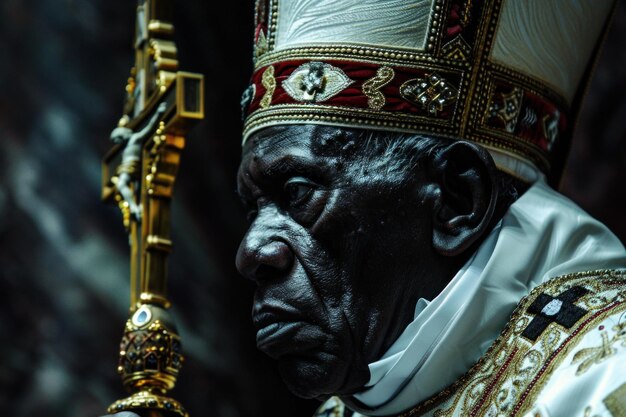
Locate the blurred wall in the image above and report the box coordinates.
[0,1,623,417]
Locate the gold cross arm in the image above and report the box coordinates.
[102,71,203,309]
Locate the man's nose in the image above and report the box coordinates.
[236,230,294,282]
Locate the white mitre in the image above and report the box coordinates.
[242,0,616,185]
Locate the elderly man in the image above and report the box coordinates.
[235,0,626,416]
[106,1,626,416]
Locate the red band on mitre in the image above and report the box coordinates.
[244,59,567,161]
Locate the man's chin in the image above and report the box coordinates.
[277,354,344,399]
[276,353,369,400]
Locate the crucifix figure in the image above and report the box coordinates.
[110,102,167,222]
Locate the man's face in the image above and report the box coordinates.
[236,125,441,399]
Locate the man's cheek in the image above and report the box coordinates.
[310,188,361,247]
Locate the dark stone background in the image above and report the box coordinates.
[0,1,623,417]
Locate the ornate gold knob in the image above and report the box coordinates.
[107,304,187,417]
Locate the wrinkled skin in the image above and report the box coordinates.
[101,124,500,416]
[235,125,499,400]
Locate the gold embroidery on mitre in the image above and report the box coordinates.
[362,66,395,111]
[400,73,458,116]
[282,62,353,103]
[241,83,256,119]
[259,65,275,109]
[604,383,626,417]
[542,110,561,151]
[488,87,524,133]
[461,0,472,27]
[441,35,472,61]
[254,30,269,61]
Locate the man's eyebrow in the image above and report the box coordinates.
[259,158,304,178]
[254,153,320,181]
[237,152,327,203]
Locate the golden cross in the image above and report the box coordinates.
[101,1,203,416]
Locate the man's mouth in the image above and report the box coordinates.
[256,321,304,350]
[252,310,322,357]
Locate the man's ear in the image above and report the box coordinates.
[428,141,497,256]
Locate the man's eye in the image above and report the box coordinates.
[284,177,315,205]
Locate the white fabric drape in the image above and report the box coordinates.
[352,180,626,416]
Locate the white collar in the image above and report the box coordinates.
[352,180,626,415]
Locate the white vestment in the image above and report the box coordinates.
[315,180,626,417]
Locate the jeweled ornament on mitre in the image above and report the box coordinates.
[282,62,354,103]
[243,0,616,184]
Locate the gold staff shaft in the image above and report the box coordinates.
[101,1,204,416]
